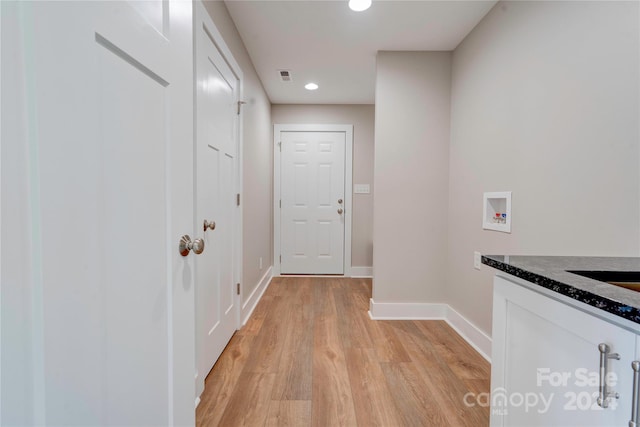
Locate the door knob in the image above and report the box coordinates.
[338,198,343,204]
[179,235,205,256]
[203,220,216,232]
[337,208,343,215]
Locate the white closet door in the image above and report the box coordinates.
[194,5,241,398]
[1,1,195,425]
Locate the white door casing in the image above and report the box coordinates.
[1,2,195,425]
[194,2,243,400]
[274,124,353,276]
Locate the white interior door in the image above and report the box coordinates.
[1,1,195,425]
[195,4,241,399]
[280,131,346,274]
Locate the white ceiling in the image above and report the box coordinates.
[224,0,497,104]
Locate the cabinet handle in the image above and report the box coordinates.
[630,361,640,427]
[597,343,620,408]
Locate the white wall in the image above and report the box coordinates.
[271,104,375,269]
[203,0,640,340]
[1,4,39,424]
[203,1,273,302]
[448,0,640,334]
[373,52,451,302]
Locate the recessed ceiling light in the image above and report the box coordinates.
[305,83,319,91]
[348,0,371,12]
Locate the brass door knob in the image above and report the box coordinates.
[203,220,216,232]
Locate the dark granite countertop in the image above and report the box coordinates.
[482,255,640,326]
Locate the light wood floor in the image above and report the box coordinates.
[196,277,490,427]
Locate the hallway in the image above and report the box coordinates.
[196,277,490,426]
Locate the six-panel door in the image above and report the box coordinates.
[280,131,346,275]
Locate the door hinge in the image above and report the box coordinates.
[236,193,240,206]
[278,142,282,152]
[279,255,282,264]
[236,283,240,295]
[237,101,246,115]
[279,199,281,208]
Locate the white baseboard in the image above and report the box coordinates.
[241,266,273,326]
[350,266,373,278]
[368,298,491,363]
[368,299,447,319]
[445,306,492,362]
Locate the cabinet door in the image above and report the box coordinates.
[491,276,635,426]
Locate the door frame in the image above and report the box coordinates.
[194,0,243,398]
[273,124,353,277]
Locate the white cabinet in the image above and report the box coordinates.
[491,275,638,426]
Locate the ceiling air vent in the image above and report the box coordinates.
[278,70,292,82]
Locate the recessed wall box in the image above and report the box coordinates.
[483,191,512,233]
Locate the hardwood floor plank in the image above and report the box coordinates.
[415,320,490,380]
[333,285,374,350]
[393,320,490,426]
[196,334,255,427]
[266,400,312,427]
[381,361,451,426]
[237,294,273,337]
[215,371,276,427]
[271,279,313,400]
[265,276,290,296]
[368,319,412,362]
[464,378,492,395]
[312,282,358,427]
[241,294,289,374]
[345,347,405,426]
[350,285,372,311]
